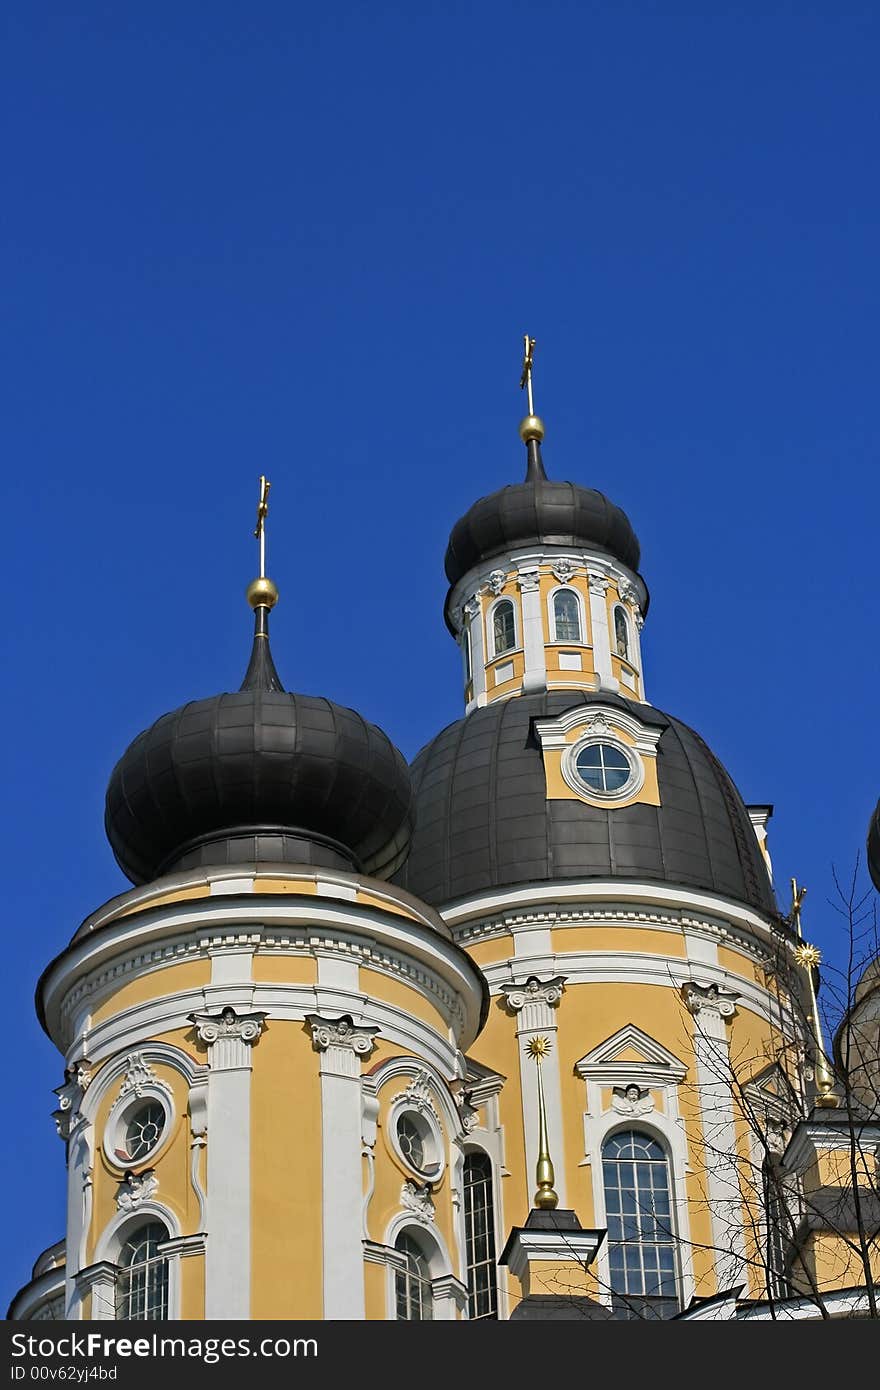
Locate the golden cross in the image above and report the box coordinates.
[520,334,536,416]
[254,475,271,577]
[789,877,807,935]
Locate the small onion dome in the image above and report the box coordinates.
[444,436,643,590]
[867,801,880,893]
[105,592,414,886]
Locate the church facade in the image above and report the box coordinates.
[9,357,879,1322]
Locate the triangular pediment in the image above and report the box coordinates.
[742,1062,799,1116]
[575,1024,687,1084]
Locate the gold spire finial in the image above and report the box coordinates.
[247,475,278,612]
[519,334,545,443]
[526,1035,559,1210]
[790,881,838,1108]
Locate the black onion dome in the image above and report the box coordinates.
[867,802,880,893]
[105,615,414,886]
[444,440,642,589]
[395,690,776,915]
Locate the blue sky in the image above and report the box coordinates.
[2,2,879,1302]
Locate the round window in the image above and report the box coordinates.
[564,738,641,801]
[123,1102,166,1163]
[393,1109,441,1179]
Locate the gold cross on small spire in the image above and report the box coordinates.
[520,334,536,416]
[254,475,271,578]
[789,877,807,936]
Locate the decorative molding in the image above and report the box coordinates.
[361,1090,380,1238]
[682,981,739,1039]
[119,1053,167,1100]
[516,568,541,593]
[587,570,610,596]
[611,1084,655,1117]
[116,1168,158,1212]
[400,1180,435,1223]
[552,558,579,583]
[500,974,567,1033]
[575,1023,688,1087]
[401,1069,442,1125]
[486,569,508,597]
[188,1007,267,1070]
[463,596,481,622]
[306,1012,379,1078]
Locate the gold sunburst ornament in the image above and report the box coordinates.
[526,1035,552,1061]
[526,1035,559,1210]
[789,881,838,1108]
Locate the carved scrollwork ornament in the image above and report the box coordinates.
[588,570,610,596]
[189,1007,267,1046]
[552,558,579,584]
[681,981,739,1021]
[516,568,541,593]
[486,569,508,597]
[400,1070,442,1124]
[401,1180,435,1223]
[306,1013,379,1057]
[611,1084,655,1117]
[116,1168,159,1212]
[500,975,567,1014]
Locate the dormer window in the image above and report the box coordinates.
[492,600,516,656]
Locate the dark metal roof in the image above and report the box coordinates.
[444,440,642,588]
[395,690,776,915]
[867,801,880,893]
[105,614,413,886]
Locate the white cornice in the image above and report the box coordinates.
[40,897,486,1055]
[442,878,783,943]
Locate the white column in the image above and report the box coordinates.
[517,568,547,695]
[682,982,748,1290]
[588,570,618,693]
[189,1007,266,1319]
[500,976,568,1208]
[307,1014,379,1320]
[465,596,487,711]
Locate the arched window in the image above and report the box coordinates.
[463,1152,498,1319]
[614,607,630,662]
[394,1231,433,1321]
[762,1157,791,1300]
[552,589,582,643]
[602,1131,677,1319]
[492,600,516,656]
[115,1221,169,1321]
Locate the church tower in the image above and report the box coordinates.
[12,344,871,1322]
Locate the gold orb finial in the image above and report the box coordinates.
[519,414,546,443]
[246,576,279,610]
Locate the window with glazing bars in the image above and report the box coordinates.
[463,1152,498,1319]
[394,1232,433,1320]
[553,590,581,642]
[115,1223,169,1321]
[492,601,516,655]
[601,1131,678,1319]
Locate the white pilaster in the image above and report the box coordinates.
[587,569,618,693]
[517,568,547,695]
[682,982,748,1290]
[465,596,487,711]
[307,1013,379,1320]
[500,975,568,1208]
[189,1006,266,1319]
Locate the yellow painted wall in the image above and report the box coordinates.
[251,953,318,985]
[250,1021,323,1318]
[90,960,211,1027]
[361,967,447,1032]
[549,925,687,957]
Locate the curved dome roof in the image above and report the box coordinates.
[105,612,413,886]
[867,801,880,895]
[395,690,775,915]
[444,440,642,588]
